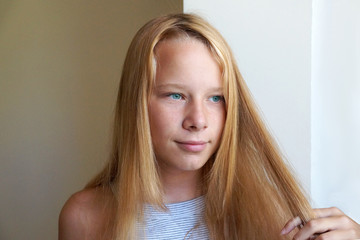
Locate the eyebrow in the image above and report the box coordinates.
[155,83,186,91]
[155,83,223,93]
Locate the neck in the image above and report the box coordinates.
[159,169,203,204]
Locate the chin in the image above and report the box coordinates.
[157,152,212,174]
[179,159,208,172]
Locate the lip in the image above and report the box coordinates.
[175,140,208,152]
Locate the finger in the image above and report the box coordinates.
[281,216,302,235]
[313,207,344,218]
[314,229,358,240]
[293,216,345,240]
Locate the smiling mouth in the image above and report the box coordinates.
[175,141,208,152]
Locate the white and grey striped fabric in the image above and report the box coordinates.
[137,196,209,239]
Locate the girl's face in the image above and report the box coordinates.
[148,39,226,175]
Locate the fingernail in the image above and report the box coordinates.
[280,228,287,235]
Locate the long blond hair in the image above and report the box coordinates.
[87,13,313,239]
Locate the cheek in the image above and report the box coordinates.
[149,105,181,138]
[212,115,226,148]
[216,118,226,137]
[210,108,226,132]
[150,107,176,127]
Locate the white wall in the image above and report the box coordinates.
[185,0,360,222]
[184,0,313,191]
[311,0,360,222]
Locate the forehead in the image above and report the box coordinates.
[153,38,222,90]
[155,35,214,61]
[154,38,219,72]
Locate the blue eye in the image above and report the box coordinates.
[210,96,223,102]
[169,93,182,100]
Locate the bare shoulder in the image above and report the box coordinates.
[59,187,113,240]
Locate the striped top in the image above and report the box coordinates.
[137,196,209,239]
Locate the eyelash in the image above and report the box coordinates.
[168,93,183,100]
[209,95,224,103]
[167,93,224,103]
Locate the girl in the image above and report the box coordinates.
[59,13,360,239]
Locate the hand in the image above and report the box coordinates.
[281,207,360,240]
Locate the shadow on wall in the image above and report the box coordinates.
[0,1,182,239]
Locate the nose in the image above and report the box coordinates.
[182,100,208,131]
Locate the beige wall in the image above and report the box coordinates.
[0,1,182,239]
